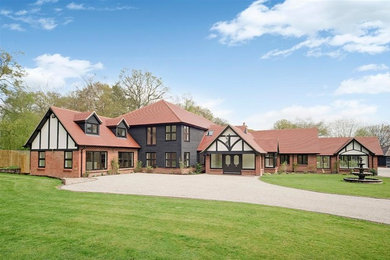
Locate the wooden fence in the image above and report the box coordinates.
[0,150,30,173]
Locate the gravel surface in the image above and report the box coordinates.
[379,167,390,177]
[62,173,390,224]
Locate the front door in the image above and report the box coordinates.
[222,154,242,174]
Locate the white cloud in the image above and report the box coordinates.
[66,2,134,11]
[211,0,390,58]
[335,72,390,95]
[34,0,58,6]
[244,100,377,129]
[356,64,389,72]
[15,10,28,16]
[37,18,57,30]
[0,8,57,31]
[24,54,103,91]
[3,23,24,31]
[66,2,86,10]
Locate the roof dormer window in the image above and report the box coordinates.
[86,123,99,135]
[116,127,126,138]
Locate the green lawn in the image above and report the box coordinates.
[261,173,390,199]
[1,173,390,259]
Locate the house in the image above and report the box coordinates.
[24,107,140,178]
[379,146,390,168]
[25,100,383,178]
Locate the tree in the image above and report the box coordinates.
[356,124,390,148]
[0,50,24,95]
[327,119,361,137]
[119,69,168,110]
[178,96,228,125]
[273,119,329,136]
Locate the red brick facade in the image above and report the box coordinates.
[30,147,138,178]
[204,154,263,176]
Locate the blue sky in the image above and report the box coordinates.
[1,0,389,129]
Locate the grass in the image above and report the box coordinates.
[1,173,390,259]
[261,173,390,199]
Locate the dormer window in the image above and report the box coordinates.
[86,123,99,135]
[117,127,126,137]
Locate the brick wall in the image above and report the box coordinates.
[30,147,138,178]
[30,150,81,178]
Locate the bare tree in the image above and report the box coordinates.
[356,124,390,147]
[327,119,361,137]
[119,69,168,110]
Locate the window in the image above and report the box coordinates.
[184,152,190,168]
[183,126,190,142]
[117,127,126,137]
[147,127,156,145]
[297,154,308,165]
[265,153,276,168]
[86,123,99,135]
[206,130,214,136]
[243,154,255,169]
[146,152,156,167]
[38,151,45,168]
[317,156,330,169]
[118,152,134,168]
[86,151,107,170]
[210,154,222,169]
[280,154,290,165]
[339,155,368,169]
[165,152,177,168]
[64,151,73,169]
[165,125,176,141]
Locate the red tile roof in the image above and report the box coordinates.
[319,137,383,155]
[318,137,350,155]
[355,137,383,155]
[73,111,102,123]
[197,125,266,153]
[250,128,320,154]
[51,106,140,148]
[123,100,214,129]
[105,117,129,127]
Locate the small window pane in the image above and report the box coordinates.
[243,154,255,169]
[211,154,222,168]
[65,152,72,159]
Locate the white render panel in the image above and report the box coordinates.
[40,120,49,149]
[58,123,67,149]
[68,135,76,149]
[230,136,240,144]
[31,132,40,150]
[346,142,353,151]
[339,150,366,155]
[222,128,235,136]
[49,116,58,149]
[208,142,217,151]
[231,140,243,151]
[362,147,369,154]
[243,142,253,151]
[217,141,229,151]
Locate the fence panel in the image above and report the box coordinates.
[0,150,30,173]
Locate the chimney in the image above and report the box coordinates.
[243,122,247,134]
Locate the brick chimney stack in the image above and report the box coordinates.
[243,122,247,134]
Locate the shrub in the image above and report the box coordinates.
[369,168,378,176]
[292,162,298,172]
[135,161,143,173]
[333,161,340,174]
[109,159,119,175]
[278,162,287,174]
[145,166,153,173]
[195,163,203,174]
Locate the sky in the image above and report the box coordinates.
[0,0,389,129]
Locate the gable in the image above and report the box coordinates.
[29,110,77,150]
[86,114,101,124]
[338,139,370,155]
[205,127,253,153]
[117,120,127,129]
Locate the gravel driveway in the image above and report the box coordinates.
[379,167,390,177]
[62,173,390,224]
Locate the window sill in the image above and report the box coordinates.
[37,168,45,170]
[64,169,73,172]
